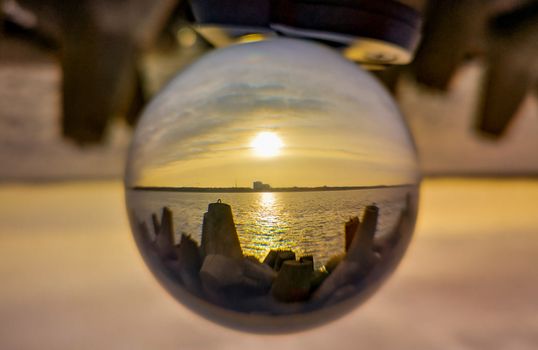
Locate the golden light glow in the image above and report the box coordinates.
[260,192,276,207]
[250,132,283,158]
[237,33,267,44]
[176,27,198,48]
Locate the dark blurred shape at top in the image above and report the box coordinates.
[407,0,538,138]
[2,0,183,145]
[2,0,537,144]
[189,0,422,66]
[1,0,421,145]
[477,1,538,138]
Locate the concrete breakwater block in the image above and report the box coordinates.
[176,234,202,271]
[166,260,202,296]
[324,285,359,306]
[167,234,203,295]
[262,250,278,267]
[173,234,202,294]
[151,213,161,237]
[345,216,360,252]
[274,250,296,271]
[310,260,361,302]
[374,208,406,256]
[155,207,177,260]
[136,219,152,245]
[201,201,243,259]
[312,205,381,303]
[325,254,344,273]
[242,258,277,290]
[375,192,411,253]
[299,255,314,266]
[346,205,379,268]
[200,254,276,295]
[310,269,330,292]
[200,254,244,290]
[271,260,313,302]
[263,249,297,271]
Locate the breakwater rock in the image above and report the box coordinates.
[134,197,411,313]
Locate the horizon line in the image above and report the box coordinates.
[130,184,415,193]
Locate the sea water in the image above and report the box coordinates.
[127,185,414,268]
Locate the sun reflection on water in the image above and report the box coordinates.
[256,192,282,236]
[242,192,292,259]
[260,192,276,209]
[242,191,342,264]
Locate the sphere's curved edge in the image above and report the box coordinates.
[124,187,420,334]
[124,37,421,333]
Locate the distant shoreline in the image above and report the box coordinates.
[130,184,414,193]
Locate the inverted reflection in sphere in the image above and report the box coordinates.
[125,38,420,333]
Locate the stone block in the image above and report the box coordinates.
[345,216,360,252]
[155,207,176,260]
[199,254,244,290]
[346,205,379,268]
[274,250,296,271]
[262,250,278,268]
[311,260,361,302]
[325,254,344,273]
[241,257,277,291]
[271,260,313,302]
[200,201,243,259]
[151,213,160,236]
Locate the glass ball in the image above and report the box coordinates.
[125,38,420,333]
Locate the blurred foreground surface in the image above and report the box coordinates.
[0,179,537,349]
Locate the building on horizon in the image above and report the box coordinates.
[253,181,271,191]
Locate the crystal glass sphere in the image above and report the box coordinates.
[125,38,420,333]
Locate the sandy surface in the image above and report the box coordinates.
[0,179,537,349]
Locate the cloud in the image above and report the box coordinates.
[128,77,331,184]
[126,41,419,186]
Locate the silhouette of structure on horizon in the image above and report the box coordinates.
[131,184,413,193]
[253,181,271,191]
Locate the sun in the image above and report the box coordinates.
[250,132,284,157]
